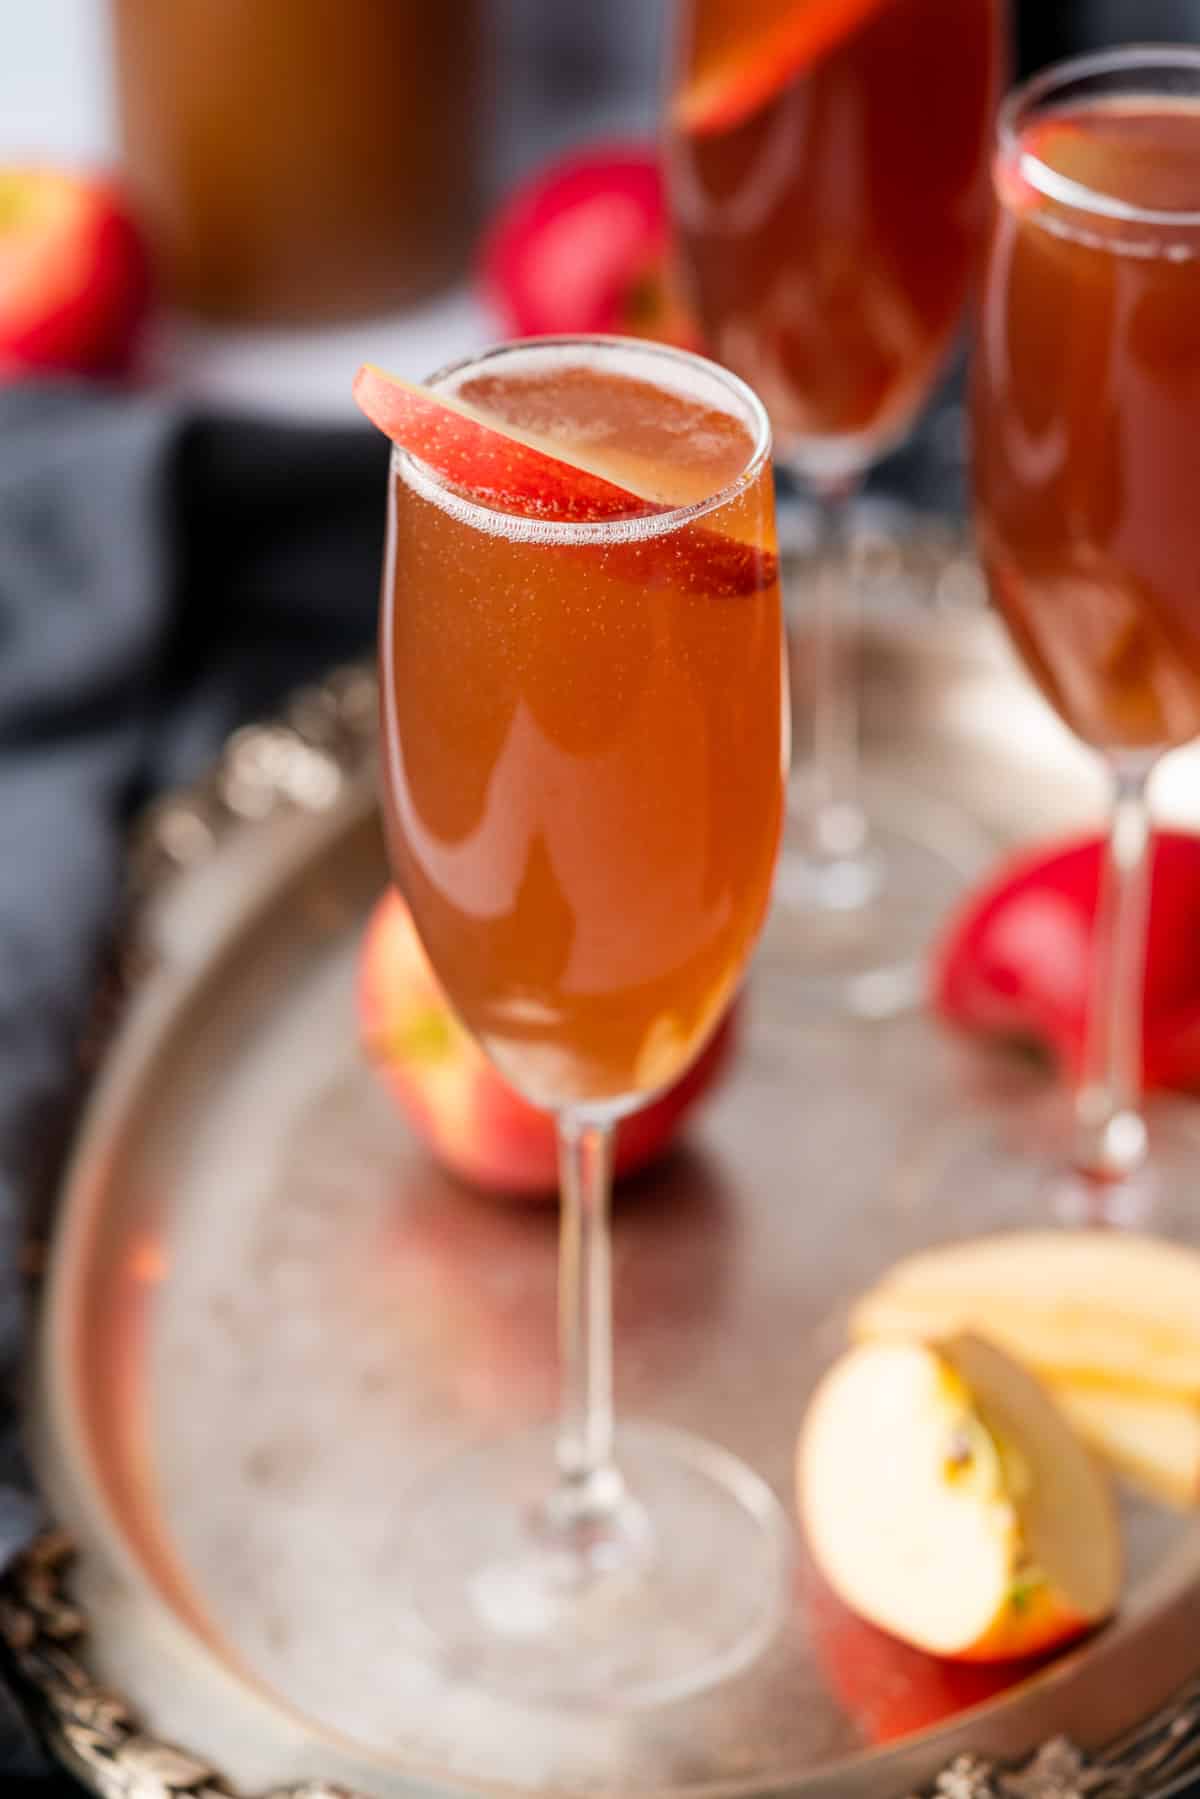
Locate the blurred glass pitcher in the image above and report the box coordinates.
[110,0,484,324]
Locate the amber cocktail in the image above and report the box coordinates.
[667,0,1004,1011]
[384,355,784,1107]
[976,86,1200,756]
[971,48,1200,1221]
[358,337,788,1707]
[671,0,1002,453]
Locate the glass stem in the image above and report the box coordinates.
[1073,764,1155,1183]
[802,473,869,870]
[553,1113,623,1520]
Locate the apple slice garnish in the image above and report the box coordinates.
[353,362,663,524]
[675,0,890,138]
[798,1333,1120,1663]
[353,362,779,599]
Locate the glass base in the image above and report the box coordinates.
[897,1084,1200,1231]
[401,1423,791,1709]
[768,772,990,1020]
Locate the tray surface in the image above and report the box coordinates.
[32,553,1200,1799]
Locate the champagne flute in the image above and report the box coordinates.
[966,46,1200,1223]
[666,0,1006,1015]
[369,336,790,1705]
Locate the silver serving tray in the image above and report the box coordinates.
[18,546,1200,1799]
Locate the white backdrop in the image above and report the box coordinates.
[0,0,661,419]
[1,0,114,161]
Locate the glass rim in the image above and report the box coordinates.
[998,43,1200,230]
[390,333,774,547]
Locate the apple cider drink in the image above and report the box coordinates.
[381,347,784,1107]
[966,49,1200,1218]
[975,95,1200,754]
[664,0,1006,1015]
[669,0,1002,450]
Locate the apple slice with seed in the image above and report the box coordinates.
[798,1333,1120,1663]
[674,0,890,138]
[353,362,779,599]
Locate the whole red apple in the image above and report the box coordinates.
[933,830,1200,1091]
[0,166,150,380]
[358,889,737,1198]
[478,142,699,349]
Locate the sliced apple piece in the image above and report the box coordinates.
[1049,1383,1200,1511]
[353,362,660,524]
[851,1232,1200,1401]
[674,0,890,138]
[353,362,779,599]
[798,1334,1120,1663]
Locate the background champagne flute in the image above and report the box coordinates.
[666,0,1006,1015]
[966,46,1200,1224]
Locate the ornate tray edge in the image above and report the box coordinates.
[6,1534,1200,1799]
[11,647,1200,1799]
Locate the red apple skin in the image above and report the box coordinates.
[932,830,1200,1092]
[0,167,150,380]
[352,361,660,524]
[477,143,699,349]
[352,363,778,600]
[802,1559,1042,1746]
[359,889,737,1199]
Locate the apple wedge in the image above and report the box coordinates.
[1053,1383,1200,1510]
[798,1334,1120,1662]
[353,362,778,600]
[353,362,661,524]
[851,1231,1200,1400]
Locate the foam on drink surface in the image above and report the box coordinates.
[1015,99,1200,261]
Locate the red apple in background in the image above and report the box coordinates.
[932,830,1200,1091]
[358,889,737,1199]
[478,142,699,349]
[0,165,150,380]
